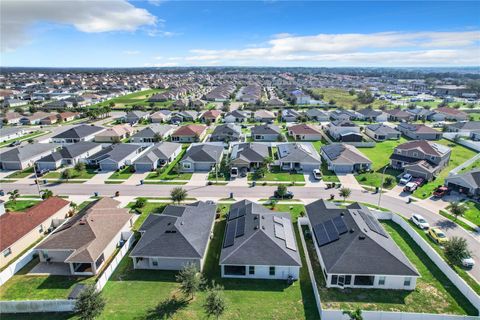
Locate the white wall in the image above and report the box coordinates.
[221,264,300,280]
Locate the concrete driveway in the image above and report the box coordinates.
[337,173,361,188]
[186,172,209,186]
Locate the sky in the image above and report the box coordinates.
[1,0,479,68]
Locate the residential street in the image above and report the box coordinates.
[2,181,479,282]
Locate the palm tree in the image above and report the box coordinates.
[343,308,363,320]
[262,156,274,169]
[171,187,188,204]
[41,189,53,199]
[450,202,466,220]
[8,189,20,204]
[339,187,352,202]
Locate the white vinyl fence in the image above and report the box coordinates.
[443,133,480,152]
[449,153,480,175]
[0,300,75,313]
[0,250,36,287]
[298,212,480,320]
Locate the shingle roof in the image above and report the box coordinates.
[182,144,223,162]
[394,140,450,157]
[0,143,58,162]
[36,142,99,163]
[366,124,400,135]
[277,142,321,163]
[288,124,321,135]
[131,124,175,139]
[251,124,281,135]
[172,124,206,137]
[134,142,181,164]
[321,143,371,165]
[52,125,104,139]
[230,143,269,163]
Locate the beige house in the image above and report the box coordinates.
[0,197,70,268]
[95,124,134,142]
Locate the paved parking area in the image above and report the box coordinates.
[29,262,72,276]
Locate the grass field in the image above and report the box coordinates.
[0,131,48,147]
[320,162,339,182]
[448,200,480,227]
[5,167,34,179]
[145,148,193,181]
[108,166,135,180]
[413,140,477,199]
[309,88,393,109]
[248,166,305,182]
[5,200,40,212]
[90,89,173,109]
[43,168,96,180]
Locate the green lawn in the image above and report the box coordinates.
[414,140,477,199]
[458,159,480,173]
[145,148,193,181]
[248,166,305,182]
[43,168,97,180]
[269,204,306,222]
[108,166,134,180]
[89,89,174,109]
[5,167,34,178]
[320,162,339,182]
[5,200,40,212]
[448,200,480,227]
[309,88,393,109]
[303,222,477,315]
[0,131,48,147]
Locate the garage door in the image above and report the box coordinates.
[194,162,213,172]
[100,163,119,171]
[333,164,353,173]
[301,164,320,172]
[1,162,22,170]
[134,163,153,172]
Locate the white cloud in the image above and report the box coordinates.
[180,31,480,66]
[144,62,179,67]
[123,50,141,55]
[1,0,157,51]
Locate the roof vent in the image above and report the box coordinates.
[165,230,177,233]
[358,235,366,240]
[262,226,265,230]
[340,212,345,217]
[261,215,265,219]
[254,226,259,230]
[364,228,368,233]
[349,228,354,233]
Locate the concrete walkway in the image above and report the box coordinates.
[227,176,249,187]
[336,173,361,188]
[186,173,209,186]
[84,171,112,185]
[124,172,150,185]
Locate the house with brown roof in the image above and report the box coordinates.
[94,124,134,143]
[0,112,22,125]
[0,197,70,268]
[40,114,58,125]
[200,110,222,123]
[58,111,79,122]
[35,197,133,276]
[384,108,413,122]
[427,107,468,122]
[171,124,207,143]
[288,124,322,141]
[397,123,442,140]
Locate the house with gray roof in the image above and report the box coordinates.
[87,144,145,171]
[445,169,480,196]
[224,110,251,123]
[277,142,321,172]
[303,109,329,122]
[169,110,199,124]
[229,142,269,170]
[130,201,216,271]
[254,110,276,123]
[396,123,442,140]
[150,110,172,123]
[133,142,182,172]
[365,124,401,141]
[251,124,282,141]
[321,143,372,173]
[121,111,150,125]
[357,108,388,122]
[445,121,480,134]
[51,125,105,144]
[220,200,301,280]
[179,143,224,172]
[130,124,176,143]
[35,142,102,171]
[0,143,59,170]
[210,124,242,142]
[327,120,362,142]
[306,199,419,290]
[281,109,301,122]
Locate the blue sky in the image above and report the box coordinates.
[1,1,479,67]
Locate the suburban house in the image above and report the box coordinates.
[365,124,401,141]
[19,112,51,125]
[35,198,133,276]
[254,110,276,123]
[130,124,176,143]
[51,125,105,144]
[288,124,322,141]
[179,143,224,172]
[210,124,242,142]
[384,108,413,122]
[396,123,442,140]
[327,120,362,142]
[44,100,73,110]
[40,114,59,125]
[200,110,222,123]
[35,142,102,171]
[150,110,172,123]
[229,142,270,171]
[133,141,182,171]
[277,142,321,172]
[0,127,27,143]
[304,109,329,122]
[94,124,134,143]
[357,108,388,122]
[171,124,207,143]
[321,143,372,173]
[0,143,59,170]
[389,140,451,180]
[87,144,145,171]
[406,107,432,120]
[130,201,216,270]
[220,200,301,280]
[445,169,480,196]
[427,107,468,122]
[0,112,22,125]
[281,109,302,122]
[58,111,79,122]
[251,124,282,141]
[0,197,70,268]
[445,121,480,134]
[121,111,150,125]
[169,111,199,123]
[330,110,361,121]
[224,110,251,123]
[306,199,419,290]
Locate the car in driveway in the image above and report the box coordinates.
[399,173,412,184]
[428,227,448,244]
[411,214,429,230]
[462,256,475,269]
[312,169,322,180]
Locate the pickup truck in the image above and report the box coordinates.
[433,186,449,198]
[403,178,425,193]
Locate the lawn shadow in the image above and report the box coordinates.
[435,219,458,230]
[141,295,189,320]
[36,275,86,290]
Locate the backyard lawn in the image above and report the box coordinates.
[5,200,40,212]
[450,200,480,227]
[414,140,477,199]
[303,221,477,315]
[108,166,134,180]
[309,88,393,109]
[248,166,305,182]
[126,202,167,230]
[44,168,96,180]
[5,167,34,179]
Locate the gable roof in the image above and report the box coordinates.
[397,123,440,134]
[219,200,301,267]
[131,124,175,139]
[211,124,241,138]
[306,199,419,276]
[134,142,181,164]
[130,202,216,259]
[52,125,104,139]
[251,124,281,135]
[446,169,480,189]
[172,124,207,137]
[394,140,450,157]
[0,143,58,162]
[182,144,223,163]
[277,142,321,163]
[230,143,269,163]
[289,124,321,135]
[366,124,400,135]
[37,142,99,162]
[321,143,371,165]
[1,197,70,251]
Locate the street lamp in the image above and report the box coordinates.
[377,165,390,208]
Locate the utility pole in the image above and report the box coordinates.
[32,164,42,197]
[377,165,389,207]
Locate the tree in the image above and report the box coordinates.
[176,263,203,300]
[356,90,374,104]
[41,189,54,199]
[69,202,78,217]
[74,284,106,320]
[339,187,352,202]
[62,168,73,181]
[134,197,147,209]
[153,133,162,142]
[348,89,356,96]
[171,187,188,204]
[262,156,273,169]
[328,99,336,105]
[276,184,287,199]
[449,202,466,220]
[444,237,471,266]
[342,308,363,320]
[74,162,86,172]
[8,189,20,204]
[253,166,266,180]
[203,282,226,319]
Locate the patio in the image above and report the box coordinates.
[28,262,72,276]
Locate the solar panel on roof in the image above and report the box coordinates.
[223,220,237,248]
[313,224,330,247]
[332,216,348,234]
[324,220,339,242]
[235,216,245,237]
[282,217,296,251]
[238,206,246,217]
[274,223,285,240]
[359,210,388,238]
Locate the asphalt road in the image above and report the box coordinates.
[2,182,479,282]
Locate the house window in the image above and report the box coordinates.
[413,152,418,157]
[269,266,275,276]
[182,162,191,169]
[3,248,12,257]
[378,276,386,285]
[249,266,255,275]
[255,135,262,140]
[224,265,246,276]
[353,275,374,286]
[404,277,412,286]
[430,156,435,161]
[331,275,338,285]
[152,259,158,267]
[345,275,352,285]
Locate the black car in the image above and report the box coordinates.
[274,190,294,199]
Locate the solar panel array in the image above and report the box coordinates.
[223,208,247,248]
[273,216,297,251]
[313,215,348,247]
[358,210,388,238]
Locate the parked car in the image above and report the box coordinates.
[274,190,294,199]
[399,173,412,185]
[428,227,448,244]
[412,177,425,186]
[9,140,21,147]
[411,214,430,229]
[461,256,475,269]
[403,182,418,193]
[433,186,449,198]
[230,167,239,179]
[312,169,322,180]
